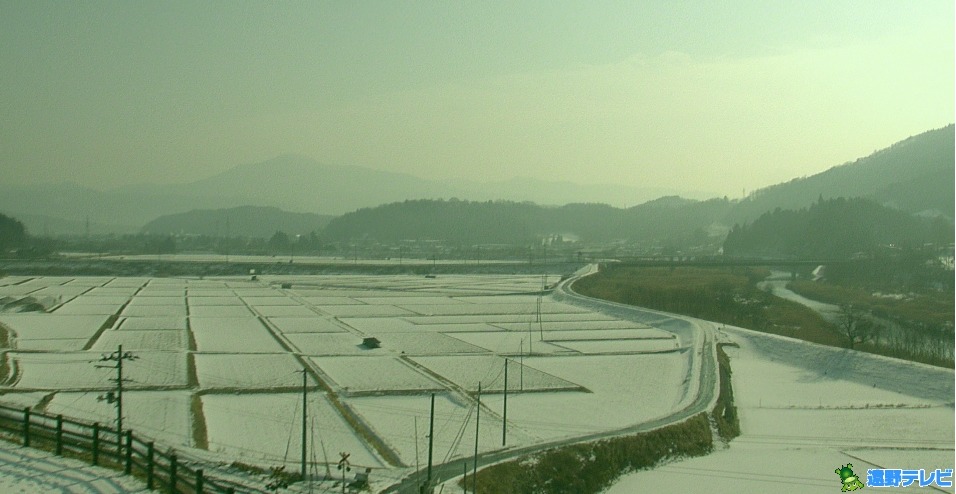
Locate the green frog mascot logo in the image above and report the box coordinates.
[835,464,865,491]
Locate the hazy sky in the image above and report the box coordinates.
[2,1,953,198]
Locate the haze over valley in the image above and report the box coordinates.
[0,3,952,494]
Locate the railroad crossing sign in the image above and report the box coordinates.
[337,452,351,471]
[337,452,352,494]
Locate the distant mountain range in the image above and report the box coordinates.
[322,125,955,248]
[0,125,951,239]
[0,156,701,235]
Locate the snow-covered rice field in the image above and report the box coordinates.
[65,295,131,305]
[194,353,302,389]
[117,316,187,331]
[122,304,187,317]
[410,355,584,393]
[136,290,184,298]
[311,356,443,392]
[284,333,372,355]
[188,305,252,317]
[492,320,653,331]
[315,304,417,318]
[126,296,183,306]
[91,329,189,351]
[13,339,89,351]
[552,338,680,354]
[46,391,194,448]
[268,316,347,333]
[8,351,188,389]
[201,393,383,468]
[52,303,123,315]
[447,332,571,355]
[346,393,526,468]
[394,302,586,316]
[84,286,140,297]
[253,304,317,317]
[0,314,109,341]
[403,312,620,325]
[539,328,672,340]
[337,317,419,333]
[190,317,283,352]
[298,296,368,305]
[187,296,243,306]
[372,333,489,355]
[13,273,938,493]
[243,296,300,306]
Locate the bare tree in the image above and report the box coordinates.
[839,304,875,349]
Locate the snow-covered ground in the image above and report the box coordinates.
[603,326,955,493]
[4,273,947,494]
[0,273,698,492]
[0,437,149,493]
[201,393,384,469]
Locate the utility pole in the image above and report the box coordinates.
[502,360,508,446]
[225,216,230,262]
[96,345,136,456]
[427,393,435,491]
[473,382,481,494]
[414,416,420,475]
[301,369,308,480]
[537,276,545,341]
[528,319,533,355]
[519,341,524,391]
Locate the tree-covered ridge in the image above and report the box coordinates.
[730,124,954,222]
[0,212,27,249]
[320,198,732,246]
[723,197,953,259]
[141,206,333,238]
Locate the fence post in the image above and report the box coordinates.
[55,415,63,455]
[22,407,30,447]
[196,469,203,493]
[92,422,99,466]
[124,430,133,475]
[146,442,155,490]
[168,454,177,494]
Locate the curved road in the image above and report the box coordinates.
[382,265,719,493]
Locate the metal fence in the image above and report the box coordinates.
[0,403,237,493]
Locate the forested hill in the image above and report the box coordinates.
[0,212,27,249]
[321,198,732,245]
[141,206,334,238]
[730,125,954,222]
[723,197,953,259]
[322,126,953,247]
